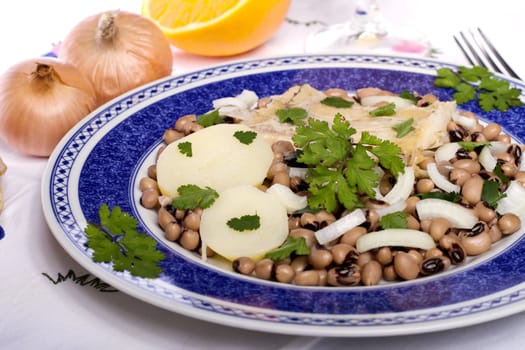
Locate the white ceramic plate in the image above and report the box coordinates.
[41,54,525,337]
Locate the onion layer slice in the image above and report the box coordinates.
[356,229,435,253]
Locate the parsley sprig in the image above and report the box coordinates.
[85,205,165,278]
[434,66,523,112]
[292,113,405,213]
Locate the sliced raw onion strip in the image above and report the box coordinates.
[416,198,478,229]
[452,112,477,130]
[426,162,460,193]
[374,199,407,218]
[266,183,308,214]
[314,209,366,245]
[356,229,435,253]
[434,142,460,164]
[479,145,497,172]
[381,166,415,204]
[496,181,525,216]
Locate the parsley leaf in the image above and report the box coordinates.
[434,66,523,112]
[227,214,260,231]
[393,118,415,138]
[172,184,219,210]
[276,107,308,126]
[197,109,224,127]
[264,236,310,261]
[234,130,257,145]
[84,204,165,278]
[458,141,489,151]
[369,102,396,116]
[178,141,192,157]
[292,114,404,212]
[481,179,506,208]
[416,191,462,202]
[494,163,511,184]
[320,96,354,108]
[380,211,410,229]
[399,90,418,103]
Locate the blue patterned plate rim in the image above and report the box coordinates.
[41,54,525,337]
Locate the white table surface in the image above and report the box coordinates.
[2,1,525,349]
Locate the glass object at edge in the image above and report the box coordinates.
[304,0,388,53]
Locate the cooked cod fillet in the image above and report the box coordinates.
[241,84,454,164]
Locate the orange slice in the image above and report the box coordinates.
[141,0,291,56]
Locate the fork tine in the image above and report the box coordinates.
[476,28,521,80]
[453,34,475,66]
[467,29,503,74]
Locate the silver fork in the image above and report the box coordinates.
[454,28,521,80]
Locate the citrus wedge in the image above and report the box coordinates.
[141,0,291,56]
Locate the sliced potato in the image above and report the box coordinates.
[200,185,289,261]
[156,124,273,197]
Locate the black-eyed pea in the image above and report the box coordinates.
[515,171,525,185]
[453,159,481,174]
[488,224,503,243]
[461,175,484,205]
[406,215,420,230]
[147,164,157,180]
[308,248,333,270]
[497,133,511,144]
[158,207,176,230]
[163,128,185,144]
[459,223,492,255]
[383,264,398,281]
[429,217,451,241]
[183,211,201,231]
[367,209,380,231]
[439,234,467,264]
[326,265,361,286]
[449,168,471,186]
[289,228,316,248]
[404,196,420,216]
[290,255,309,273]
[424,247,444,259]
[164,222,182,241]
[156,145,165,160]
[179,229,200,251]
[174,114,197,134]
[288,216,300,230]
[271,140,295,156]
[139,177,158,192]
[420,256,448,276]
[375,246,392,265]
[325,88,351,98]
[233,257,256,275]
[314,211,337,227]
[275,264,295,283]
[393,252,420,280]
[361,260,383,286]
[482,123,502,141]
[294,270,320,286]
[254,258,275,280]
[498,213,521,235]
[407,249,424,265]
[331,243,355,265]
[272,170,290,187]
[267,160,287,180]
[500,162,518,178]
[419,219,432,233]
[141,188,159,209]
[317,269,328,286]
[416,178,435,193]
[199,245,215,258]
[474,201,497,223]
[357,251,372,267]
[340,226,367,246]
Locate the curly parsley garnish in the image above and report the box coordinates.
[172,184,219,210]
[292,113,404,212]
[227,214,260,231]
[276,107,308,126]
[234,130,257,145]
[393,118,415,138]
[178,141,192,157]
[264,236,310,261]
[320,96,354,108]
[84,205,165,278]
[434,66,523,112]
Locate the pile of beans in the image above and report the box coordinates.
[139,88,523,287]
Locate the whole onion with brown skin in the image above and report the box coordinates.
[0,57,97,157]
[58,10,173,105]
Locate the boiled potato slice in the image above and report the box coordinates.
[156,124,273,197]
[200,185,289,261]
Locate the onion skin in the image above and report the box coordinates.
[0,57,97,157]
[58,10,173,105]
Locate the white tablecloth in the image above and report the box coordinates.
[2,1,525,349]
